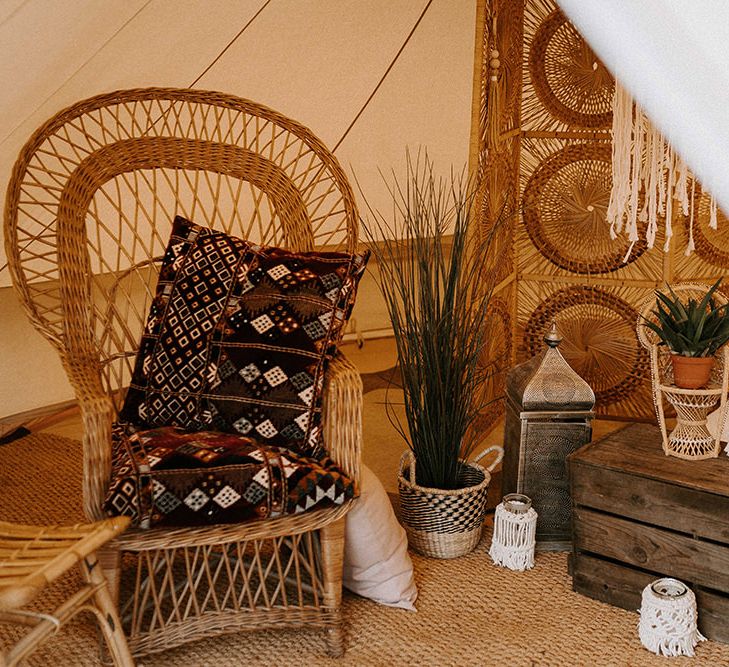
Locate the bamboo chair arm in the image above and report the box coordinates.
[61,352,115,522]
[321,351,363,485]
[79,395,114,523]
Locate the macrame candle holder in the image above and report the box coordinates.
[638,578,706,657]
[489,493,537,571]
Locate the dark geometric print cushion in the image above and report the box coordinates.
[104,423,356,529]
[120,215,369,458]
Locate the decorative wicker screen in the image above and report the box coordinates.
[470,0,523,432]
[474,283,515,433]
[472,0,729,425]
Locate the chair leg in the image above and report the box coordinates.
[319,518,346,657]
[96,545,122,607]
[81,555,135,667]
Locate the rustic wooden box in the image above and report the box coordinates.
[568,422,729,643]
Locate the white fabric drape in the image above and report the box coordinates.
[558,0,729,218]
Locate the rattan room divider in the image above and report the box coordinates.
[4,88,363,659]
[472,0,729,427]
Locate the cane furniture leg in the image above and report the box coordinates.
[0,518,133,667]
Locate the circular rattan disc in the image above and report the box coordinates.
[524,287,648,407]
[529,10,613,128]
[523,144,645,273]
[688,186,729,267]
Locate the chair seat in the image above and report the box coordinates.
[104,424,356,529]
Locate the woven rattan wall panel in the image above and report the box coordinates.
[470,0,523,434]
[485,0,524,140]
[517,0,656,418]
[521,2,612,134]
[517,136,664,281]
[484,133,519,286]
[475,281,516,433]
[473,0,721,421]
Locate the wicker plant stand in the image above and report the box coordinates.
[637,283,729,460]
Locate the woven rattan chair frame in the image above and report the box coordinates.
[0,517,133,666]
[4,88,363,658]
[637,283,729,460]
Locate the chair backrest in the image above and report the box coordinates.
[5,88,359,409]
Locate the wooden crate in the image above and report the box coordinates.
[568,422,729,643]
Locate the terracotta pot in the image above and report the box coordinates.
[671,355,714,389]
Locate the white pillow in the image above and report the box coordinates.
[343,464,418,610]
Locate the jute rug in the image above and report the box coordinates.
[2,433,728,666]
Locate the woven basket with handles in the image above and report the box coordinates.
[398,446,504,559]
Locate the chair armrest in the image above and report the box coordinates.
[321,351,363,485]
[63,354,114,522]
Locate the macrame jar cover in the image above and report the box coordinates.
[489,493,537,571]
[638,578,706,657]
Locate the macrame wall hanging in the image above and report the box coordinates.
[608,82,719,257]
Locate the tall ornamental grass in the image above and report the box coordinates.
[362,155,502,489]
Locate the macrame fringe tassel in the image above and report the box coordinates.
[663,147,675,251]
[640,631,706,658]
[607,82,633,240]
[609,80,715,255]
[489,503,537,572]
[685,178,696,256]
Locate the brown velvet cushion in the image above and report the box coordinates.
[104,424,356,529]
[120,215,369,458]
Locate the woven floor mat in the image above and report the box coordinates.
[1,432,727,666]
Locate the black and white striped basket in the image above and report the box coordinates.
[398,446,504,559]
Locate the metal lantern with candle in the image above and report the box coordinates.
[501,322,595,550]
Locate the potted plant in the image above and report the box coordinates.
[362,154,504,558]
[642,279,729,389]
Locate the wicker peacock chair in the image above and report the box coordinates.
[3,88,363,658]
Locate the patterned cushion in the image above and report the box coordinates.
[120,215,369,458]
[104,423,356,529]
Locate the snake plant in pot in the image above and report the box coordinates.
[362,155,504,558]
[642,278,729,389]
